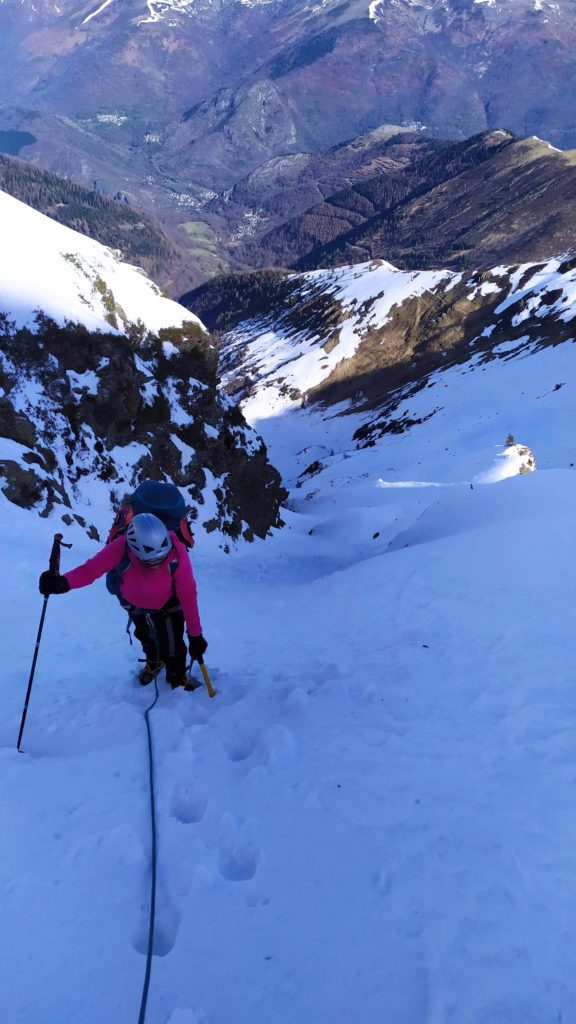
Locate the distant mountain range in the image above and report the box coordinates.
[0,0,575,281]
[182,130,576,323]
[4,124,576,307]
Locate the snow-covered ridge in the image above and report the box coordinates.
[369,0,560,19]
[218,249,576,526]
[138,0,276,22]
[0,0,280,25]
[0,188,204,335]
[222,254,576,427]
[222,261,454,421]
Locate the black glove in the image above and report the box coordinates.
[188,634,208,662]
[39,571,71,597]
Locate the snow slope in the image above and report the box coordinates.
[2,252,576,1022]
[222,255,576,431]
[226,261,454,422]
[0,188,204,334]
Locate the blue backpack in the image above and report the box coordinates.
[132,479,188,531]
[105,480,193,602]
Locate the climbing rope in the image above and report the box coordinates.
[135,629,215,1021]
[137,670,161,1024]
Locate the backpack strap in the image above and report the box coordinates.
[106,545,179,607]
[176,517,195,548]
[105,545,132,602]
[106,505,134,544]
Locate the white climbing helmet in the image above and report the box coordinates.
[126,513,171,566]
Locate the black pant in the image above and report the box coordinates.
[131,598,186,679]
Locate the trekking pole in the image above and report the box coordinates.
[17,533,72,752]
[197,658,216,699]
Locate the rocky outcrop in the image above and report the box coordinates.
[0,312,286,541]
[473,441,537,484]
[516,445,537,475]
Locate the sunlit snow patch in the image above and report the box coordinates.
[473,443,536,484]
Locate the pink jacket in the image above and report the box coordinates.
[64,533,202,636]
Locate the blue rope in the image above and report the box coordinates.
[138,674,160,1024]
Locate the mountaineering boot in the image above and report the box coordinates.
[166,668,201,692]
[138,660,164,685]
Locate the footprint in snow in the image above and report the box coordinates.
[281,686,309,713]
[223,730,258,763]
[132,896,181,957]
[217,680,250,706]
[170,782,207,824]
[246,892,271,908]
[218,814,260,882]
[224,724,297,770]
[261,724,297,769]
[166,1009,208,1024]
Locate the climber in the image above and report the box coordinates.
[38,512,207,690]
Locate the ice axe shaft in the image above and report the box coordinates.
[198,659,216,698]
[17,533,72,752]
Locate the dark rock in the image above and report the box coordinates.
[0,314,287,541]
[0,398,37,447]
[0,460,44,507]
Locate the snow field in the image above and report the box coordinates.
[3,457,576,1022]
[2,244,576,1021]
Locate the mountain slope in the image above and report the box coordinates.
[2,0,576,262]
[0,189,286,539]
[0,188,198,334]
[217,251,576,468]
[200,126,430,268]
[0,153,194,294]
[3,234,576,1024]
[234,132,576,274]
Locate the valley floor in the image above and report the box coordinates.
[2,460,576,1024]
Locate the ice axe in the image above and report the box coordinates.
[198,658,216,698]
[17,533,72,752]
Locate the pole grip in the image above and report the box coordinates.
[48,533,63,575]
[48,533,73,575]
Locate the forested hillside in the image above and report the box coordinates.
[236,132,576,274]
[0,155,188,293]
